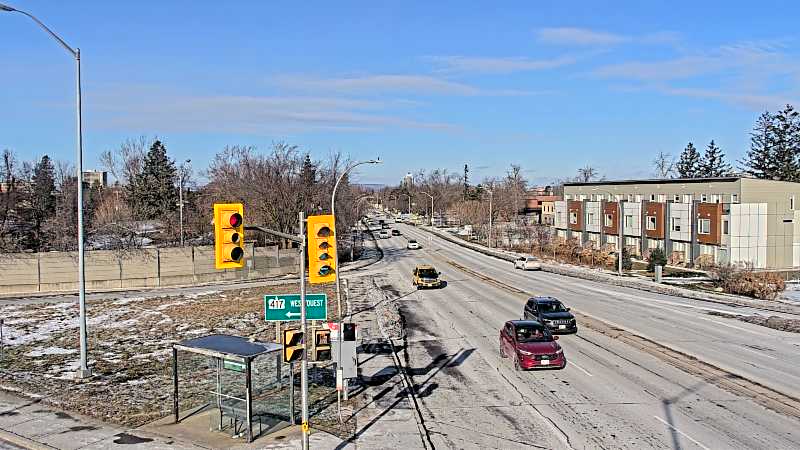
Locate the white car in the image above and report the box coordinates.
[514,256,541,271]
[378,230,390,239]
[407,239,421,250]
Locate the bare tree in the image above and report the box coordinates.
[99,136,151,185]
[652,151,675,179]
[576,165,604,183]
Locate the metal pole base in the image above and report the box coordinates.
[75,368,92,379]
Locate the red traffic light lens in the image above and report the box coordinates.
[317,226,331,237]
[229,213,243,227]
[230,246,244,261]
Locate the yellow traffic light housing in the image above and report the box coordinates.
[214,203,245,269]
[283,329,304,363]
[313,329,331,361]
[307,214,337,284]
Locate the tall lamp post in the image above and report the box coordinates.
[480,186,494,248]
[331,159,380,419]
[178,159,191,247]
[1,3,90,379]
[592,189,624,276]
[419,191,434,226]
[401,193,411,214]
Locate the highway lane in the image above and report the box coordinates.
[369,227,800,449]
[399,225,800,401]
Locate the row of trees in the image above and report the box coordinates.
[653,104,800,181]
[1,138,363,253]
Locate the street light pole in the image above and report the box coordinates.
[178,159,191,247]
[331,159,380,420]
[1,3,90,379]
[419,191,434,226]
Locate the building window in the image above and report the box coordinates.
[731,194,739,203]
[646,216,657,231]
[701,193,708,202]
[635,195,642,202]
[674,195,681,202]
[671,217,681,232]
[791,196,796,211]
[569,211,578,224]
[711,194,721,203]
[627,194,634,202]
[698,218,711,234]
[565,194,571,200]
[658,194,666,202]
[587,212,595,224]
[604,214,613,227]
[683,194,692,204]
[723,219,729,235]
[650,194,657,201]
[624,214,633,228]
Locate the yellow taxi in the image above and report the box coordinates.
[412,264,442,289]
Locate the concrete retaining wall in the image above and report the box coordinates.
[0,244,299,295]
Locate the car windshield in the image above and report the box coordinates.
[526,257,537,262]
[418,269,437,278]
[538,301,567,313]
[409,240,417,243]
[515,325,551,342]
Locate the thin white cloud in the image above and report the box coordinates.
[87,87,459,134]
[536,27,628,46]
[659,87,797,110]
[429,55,577,74]
[273,74,537,96]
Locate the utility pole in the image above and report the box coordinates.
[420,191,434,226]
[178,159,190,247]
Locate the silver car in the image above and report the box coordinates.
[514,256,541,271]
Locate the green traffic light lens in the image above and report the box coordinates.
[319,265,333,276]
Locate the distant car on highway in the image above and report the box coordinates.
[391,229,401,236]
[378,230,390,239]
[523,297,577,334]
[514,256,541,271]
[407,239,421,250]
[412,264,442,289]
[500,320,565,370]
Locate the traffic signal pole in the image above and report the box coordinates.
[298,211,310,450]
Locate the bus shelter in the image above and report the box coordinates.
[172,334,290,443]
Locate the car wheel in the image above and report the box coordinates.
[514,356,522,371]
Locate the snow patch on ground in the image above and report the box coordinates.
[25,347,77,357]
[112,296,146,306]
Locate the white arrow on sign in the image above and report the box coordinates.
[286,312,301,318]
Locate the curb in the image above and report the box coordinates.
[0,429,57,450]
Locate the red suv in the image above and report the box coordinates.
[499,320,566,370]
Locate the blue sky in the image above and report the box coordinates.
[2,0,799,186]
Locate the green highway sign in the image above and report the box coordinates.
[264,294,327,321]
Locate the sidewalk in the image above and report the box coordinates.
[0,390,347,450]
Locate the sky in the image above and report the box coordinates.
[2,0,799,186]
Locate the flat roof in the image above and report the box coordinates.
[563,177,741,187]
[175,334,280,359]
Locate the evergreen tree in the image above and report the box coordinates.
[647,247,668,272]
[698,140,730,177]
[675,142,701,178]
[24,155,57,249]
[741,111,777,179]
[772,104,800,182]
[126,140,178,221]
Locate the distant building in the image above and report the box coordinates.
[523,195,561,225]
[401,173,413,190]
[83,170,107,188]
[554,177,800,269]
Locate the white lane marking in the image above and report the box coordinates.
[653,415,711,450]
[735,344,777,360]
[568,360,593,377]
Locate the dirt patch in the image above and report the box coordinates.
[707,311,800,333]
[0,282,346,433]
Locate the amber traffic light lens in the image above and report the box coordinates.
[230,232,240,243]
[229,213,243,227]
[319,252,329,260]
[319,241,330,249]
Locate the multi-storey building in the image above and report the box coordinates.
[523,195,560,225]
[554,177,800,269]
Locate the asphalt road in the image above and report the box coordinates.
[369,224,800,449]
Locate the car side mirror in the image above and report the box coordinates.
[553,336,559,340]
[566,307,571,311]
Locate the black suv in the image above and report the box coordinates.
[523,297,577,334]
[391,229,401,236]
